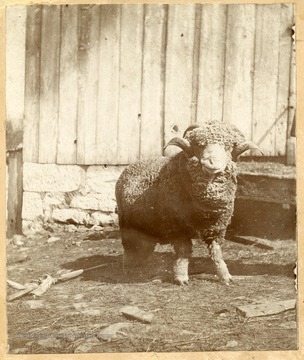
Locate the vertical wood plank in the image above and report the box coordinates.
[6,6,26,145]
[96,5,121,165]
[191,4,202,125]
[252,4,281,156]
[57,5,78,164]
[197,4,227,124]
[164,4,196,156]
[275,3,294,156]
[77,4,100,164]
[38,5,61,163]
[140,4,167,160]
[23,6,41,163]
[7,150,23,238]
[117,4,144,164]
[223,4,256,140]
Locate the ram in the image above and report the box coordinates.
[115,121,261,285]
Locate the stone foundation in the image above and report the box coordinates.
[22,163,124,234]
[21,162,296,237]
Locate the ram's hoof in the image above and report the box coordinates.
[221,274,234,285]
[174,275,189,286]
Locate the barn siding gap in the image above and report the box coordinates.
[38,5,61,164]
[23,6,42,163]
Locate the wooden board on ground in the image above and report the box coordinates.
[228,235,275,250]
[236,299,296,318]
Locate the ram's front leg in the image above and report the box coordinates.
[173,241,192,285]
[209,240,233,285]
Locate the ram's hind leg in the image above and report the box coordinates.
[209,240,233,285]
[173,241,192,285]
[121,228,155,274]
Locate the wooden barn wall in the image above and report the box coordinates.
[20,3,295,165]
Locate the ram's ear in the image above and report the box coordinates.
[232,141,263,161]
[164,137,194,157]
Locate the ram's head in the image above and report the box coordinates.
[165,121,263,175]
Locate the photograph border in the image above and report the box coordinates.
[0,0,303,359]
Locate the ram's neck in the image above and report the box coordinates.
[180,156,237,211]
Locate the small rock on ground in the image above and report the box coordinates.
[120,305,154,324]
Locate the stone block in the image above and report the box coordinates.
[52,208,91,225]
[70,193,116,212]
[43,193,67,208]
[23,163,86,192]
[22,192,44,220]
[22,219,45,237]
[86,166,124,193]
[91,212,118,226]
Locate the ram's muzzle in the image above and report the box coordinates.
[198,144,229,174]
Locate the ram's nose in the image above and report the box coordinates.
[199,144,228,174]
[201,161,226,174]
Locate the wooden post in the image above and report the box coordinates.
[7,149,23,238]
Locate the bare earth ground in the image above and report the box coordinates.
[6,227,297,354]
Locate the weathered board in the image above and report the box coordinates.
[223,4,256,140]
[197,4,227,124]
[17,4,295,165]
[275,4,294,156]
[252,4,281,156]
[7,150,23,237]
[96,5,121,165]
[237,299,296,318]
[6,7,26,132]
[38,6,61,164]
[23,6,42,163]
[57,5,78,164]
[164,4,196,156]
[140,4,167,160]
[77,5,100,164]
[117,4,144,164]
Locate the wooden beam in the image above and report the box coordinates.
[7,149,23,238]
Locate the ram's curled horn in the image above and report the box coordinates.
[164,137,194,156]
[183,124,200,138]
[232,141,264,161]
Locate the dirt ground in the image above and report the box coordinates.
[6,227,297,354]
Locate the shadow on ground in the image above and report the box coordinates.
[62,252,295,284]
